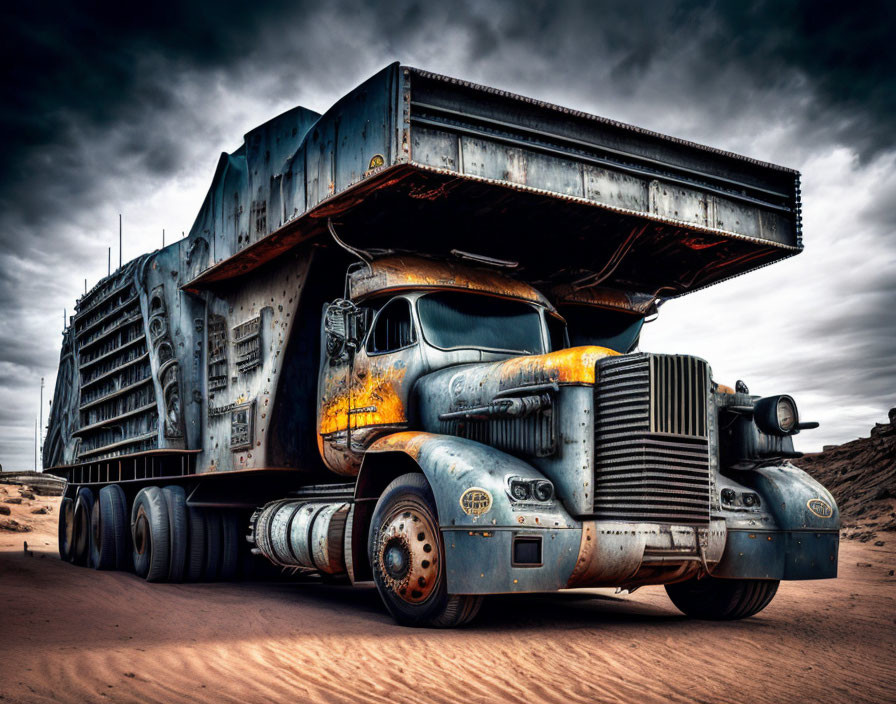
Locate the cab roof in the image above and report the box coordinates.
[347,255,555,312]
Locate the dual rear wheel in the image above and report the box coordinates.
[58,484,244,582]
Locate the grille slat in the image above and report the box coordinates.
[593,354,711,523]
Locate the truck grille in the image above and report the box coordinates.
[593,354,711,523]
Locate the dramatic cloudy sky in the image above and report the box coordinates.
[1,0,893,468]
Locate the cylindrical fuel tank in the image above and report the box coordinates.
[252,500,350,574]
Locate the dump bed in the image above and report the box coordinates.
[186,63,801,300]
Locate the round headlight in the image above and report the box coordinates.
[754,394,799,435]
[533,480,554,502]
[776,397,797,432]
[510,480,530,501]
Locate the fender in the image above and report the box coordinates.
[715,463,840,580]
[346,431,578,585]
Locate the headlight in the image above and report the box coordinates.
[510,480,530,501]
[776,397,797,432]
[533,480,554,502]
[754,394,799,435]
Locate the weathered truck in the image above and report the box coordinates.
[45,64,839,627]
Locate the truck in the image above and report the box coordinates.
[45,63,839,627]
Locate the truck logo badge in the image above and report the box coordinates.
[807,498,833,518]
[460,488,492,516]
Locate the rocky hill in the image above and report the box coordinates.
[797,410,896,542]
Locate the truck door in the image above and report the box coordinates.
[348,297,424,451]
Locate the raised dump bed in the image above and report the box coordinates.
[185,62,801,300]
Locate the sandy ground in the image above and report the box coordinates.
[0,492,894,704]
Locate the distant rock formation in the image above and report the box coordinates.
[798,409,896,541]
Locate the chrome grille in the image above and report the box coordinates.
[593,354,711,523]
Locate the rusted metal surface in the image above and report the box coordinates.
[347,255,552,308]
[550,284,656,316]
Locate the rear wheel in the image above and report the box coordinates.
[185,506,206,582]
[104,484,130,570]
[665,577,779,620]
[203,510,223,581]
[369,473,482,628]
[73,488,95,567]
[131,487,170,582]
[90,487,119,570]
[219,511,241,581]
[162,486,188,582]
[58,497,75,562]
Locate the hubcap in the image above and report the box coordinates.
[376,506,440,604]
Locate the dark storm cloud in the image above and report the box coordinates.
[0,0,893,465]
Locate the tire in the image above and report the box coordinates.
[162,486,188,583]
[73,487,95,567]
[203,510,223,581]
[58,496,75,562]
[368,473,483,628]
[104,484,130,571]
[186,506,206,582]
[90,487,119,570]
[219,511,241,581]
[665,577,780,620]
[131,486,170,582]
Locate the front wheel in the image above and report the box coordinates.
[665,577,779,620]
[368,473,482,628]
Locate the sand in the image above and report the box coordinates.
[0,492,894,704]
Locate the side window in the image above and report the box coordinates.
[547,313,569,351]
[368,298,417,354]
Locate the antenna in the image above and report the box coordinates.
[108,247,111,276]
[63,308,66,329]
[162,229,165,248]
[39,377,44,470]
[119,213,122,268]
[84,278,87,294]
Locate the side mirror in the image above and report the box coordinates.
[324,300,369,359]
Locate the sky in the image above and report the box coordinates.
[1,0,893,469]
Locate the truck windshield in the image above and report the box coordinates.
[417,292,545,354]
[560,305,644,353]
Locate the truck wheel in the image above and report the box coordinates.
[220,511,241,581]
[203,510,223,581]
[73,487,95,566]
[665,577,779,620]
[104,484,131,571]
[185,506,206,582]
[369,473,483,628]
[162,486,188,583]
[90,486,119,570]
[131,486,170,582]
[58,497,75,562]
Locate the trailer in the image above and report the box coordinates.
[45,63,837,626]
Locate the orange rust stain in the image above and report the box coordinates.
[368,431,435,460]
[716,384,735,395]
[318,365,408,435]
[348,256,551,308]
[497,346,618,385]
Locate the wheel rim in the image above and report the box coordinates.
[375,503,440,605]
[134,507,150,556]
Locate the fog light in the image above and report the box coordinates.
[721,488,736,504]
[743,493,760,507]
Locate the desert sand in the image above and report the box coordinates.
[0,491,894,704]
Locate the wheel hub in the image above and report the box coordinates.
[376,507,440,604]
